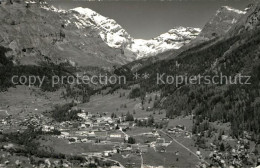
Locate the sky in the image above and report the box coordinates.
[47,0,256,39]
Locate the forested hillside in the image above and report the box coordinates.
[130,27,260,140]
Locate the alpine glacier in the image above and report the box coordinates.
[71,7,201,59]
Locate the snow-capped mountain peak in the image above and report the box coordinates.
[70,7,201,59]
[70,7,131,49]
[71,7,97,16]
[129,27,201,59]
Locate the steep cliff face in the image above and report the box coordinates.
[198,6,246,40]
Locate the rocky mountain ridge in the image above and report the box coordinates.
[197,6,246,40]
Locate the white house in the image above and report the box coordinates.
[42,125,54,132]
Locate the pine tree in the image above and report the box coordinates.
[220,143,225,151]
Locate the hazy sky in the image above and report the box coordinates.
[47,0,256,39]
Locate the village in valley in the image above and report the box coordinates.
[0,86,259,168]
[0,88,190,168]
[0,0,260,167]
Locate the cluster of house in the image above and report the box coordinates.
[82,143,150,159]
[0,112,54,134]
[50,111,132,144]
[167,125,192,138]
[0,151,88,168]
[167,125,186,132]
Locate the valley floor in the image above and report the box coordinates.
[0,86,259,168]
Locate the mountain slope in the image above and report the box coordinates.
[121,5,246,69]
[154,5,246,61]
[0,2,132,67]
[124,3,260,144]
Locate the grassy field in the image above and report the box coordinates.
[143,147,198,168]
[39,136,114,155]
[142,127,201,168]
[78,89,166,120]
[126,127,154,136]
